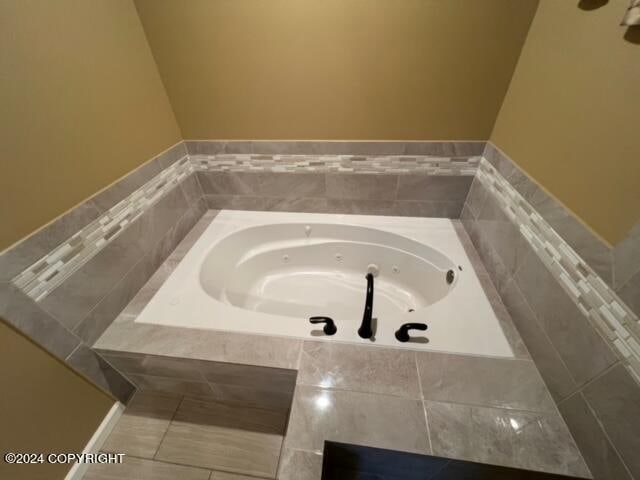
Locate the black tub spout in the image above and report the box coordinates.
[358,273,375,339]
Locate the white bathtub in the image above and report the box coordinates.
[136,210,514,357]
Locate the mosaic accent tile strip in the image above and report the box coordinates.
[476,159,640,385]
[12,156,195,302]
[191,153,480,175]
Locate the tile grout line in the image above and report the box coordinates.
[414,351,433,454]
[121,453,222,478]
[572,392,634,480]
[507,268,584,393]
[152,394,186,461]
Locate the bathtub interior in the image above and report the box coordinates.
[200,223,456,322]
[135,210,514,357]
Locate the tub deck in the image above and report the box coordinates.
[94,210,590,479]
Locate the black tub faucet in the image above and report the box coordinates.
[395,323,428,342]
[309,316,337,335]
[358,273,375,339]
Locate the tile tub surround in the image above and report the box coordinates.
[99,350,297,412]
[10,143,479,306]
[195,153,477,218]
[95,213,589,479]
[462,143,640,479]
[0,142,203,401]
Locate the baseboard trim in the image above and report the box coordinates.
[64,401,125,480]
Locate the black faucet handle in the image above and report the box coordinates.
[395,322,428,342]
[310,316,337,335]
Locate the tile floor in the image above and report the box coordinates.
[84,390,289,479]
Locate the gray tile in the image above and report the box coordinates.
[221,141,255,154]
[204,194,407,217]
[83,455,210,480]
[257,172,325,198]
[145,199,205,271]
[396,175,472,202]
[416,352,554,412]
[39,226,145,331]
[461,215,514,294]
[460,245,529,359]
[198,171,324,199]
[0,282,80,360]
[156,396,285,477]
[426,401,589,478]
[116,264,175,319]
[500,280,578,402]
[91,158,163,212]
[582,363,640,478]
[464,177,489,219]
[613,221,640,290]
[198,361,296,394]
[483,142,538,199]
[179,173,205,207]
[452,142,486,157]
[127,374,212,397]
[73,251,158,345]
[65,345,135,403]
[558,392,631,480]
[166,211,217,264]
[102,352,204,381]
[203,194,312,212]
[392,201,463,218]
[95,320,302,370]
[248,141,326,155]
[325,198,396,216]
[402,142,453,156]
[284,385,429,455]
[129,184,191,255]
[326,173,397,200]
[475,193,532,278]
[452,218,481,265]
[102,391,181,458]
[277,448,323,480]
[298,341,420,398]
[92,205,204,329]
[527,187,613,285]
[0,199,102,282]
[617,269,640,318]
[514,251,617,386]
[40,187,189,330]
[156,142,188,169]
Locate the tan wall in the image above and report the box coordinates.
[491,0,640,245]
[0,320,114,480]
[134,0,538,141]
[0,0,182,251]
